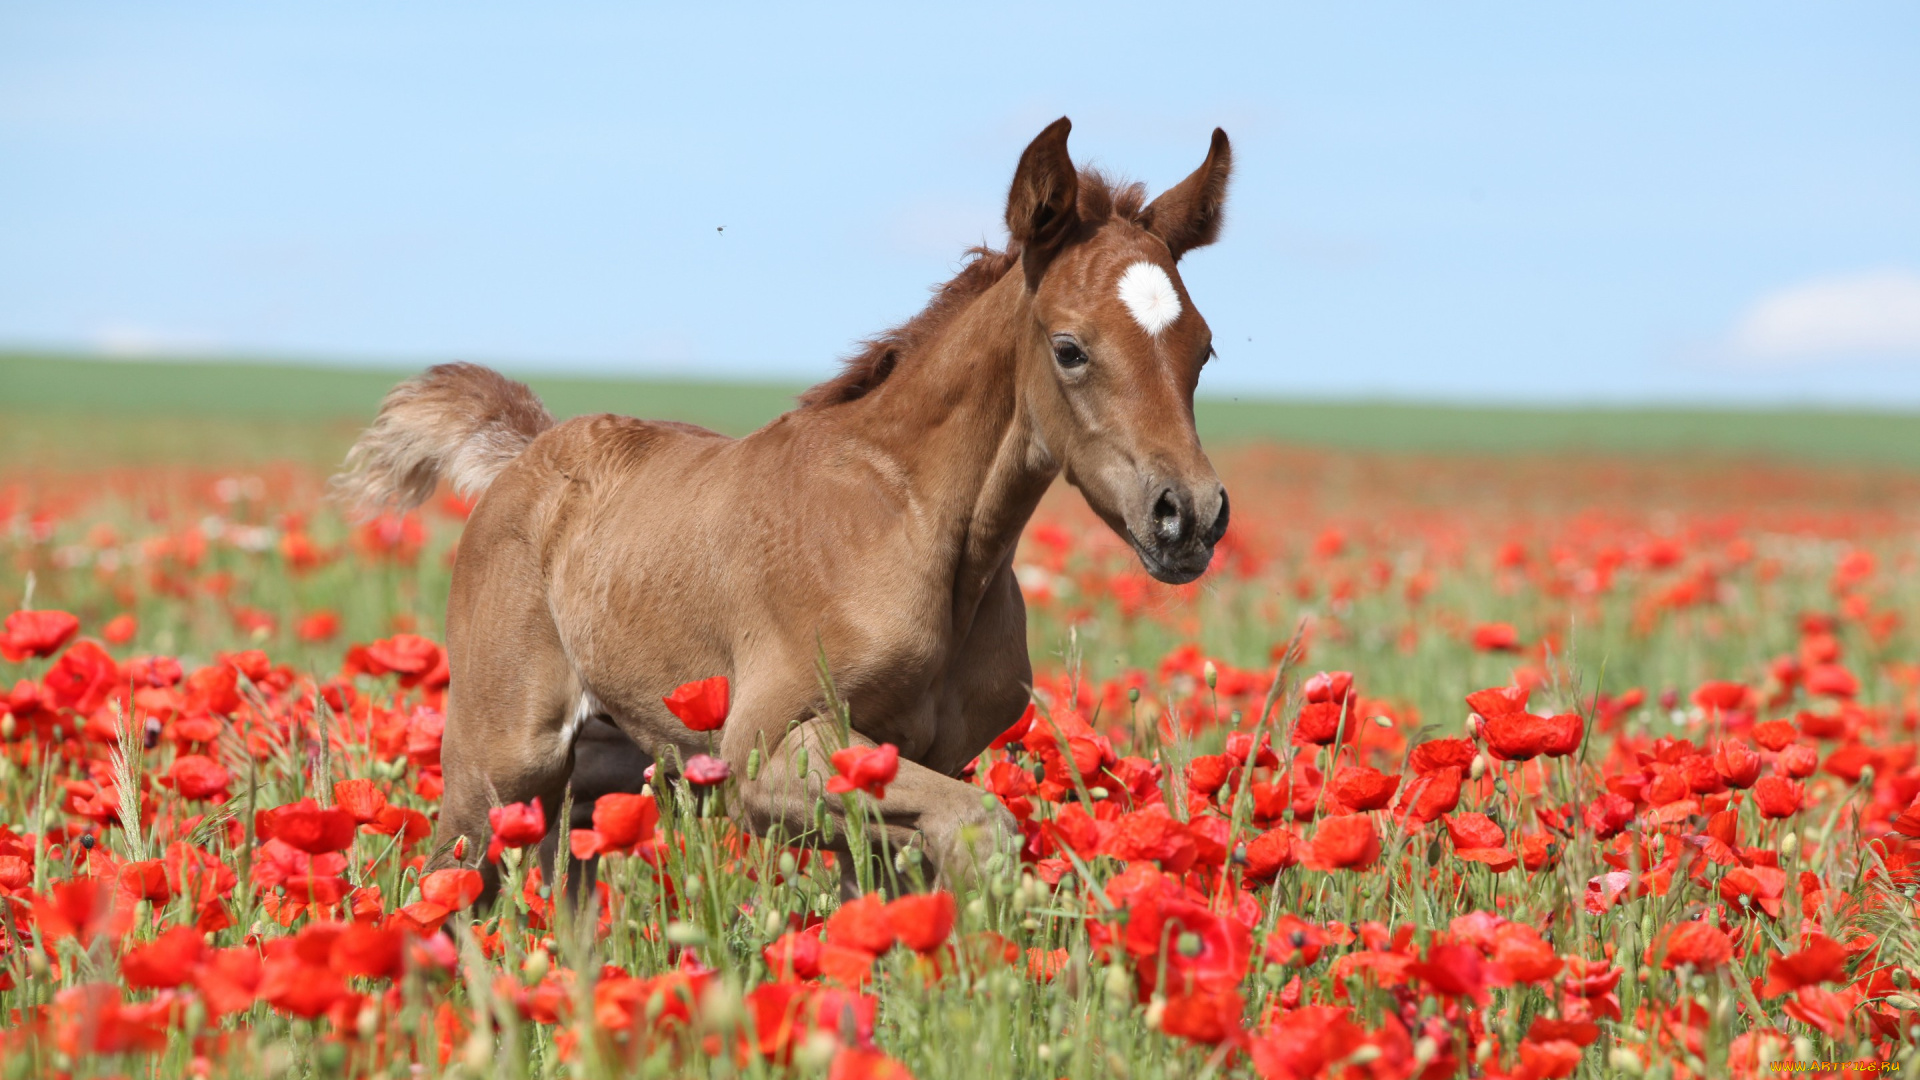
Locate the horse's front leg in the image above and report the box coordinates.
[727,713,1019,898]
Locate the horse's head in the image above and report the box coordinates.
[1007,118,1233,585]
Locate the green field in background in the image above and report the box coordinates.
[6,350,1920,470]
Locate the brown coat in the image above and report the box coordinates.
[333,118,1233,892]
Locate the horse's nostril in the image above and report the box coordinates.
[1204,489,1230,545]
[1152,489,1184,545]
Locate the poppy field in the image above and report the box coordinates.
[5,429,1920,1079]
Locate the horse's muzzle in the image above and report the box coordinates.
[1133,485,1229,584]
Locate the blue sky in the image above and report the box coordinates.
[3,3,1917,404]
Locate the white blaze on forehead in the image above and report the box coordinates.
[1117,261,1182,336]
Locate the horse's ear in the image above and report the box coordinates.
[1005,117,1080,288]
[1143,128,1232,260]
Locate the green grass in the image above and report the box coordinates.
[7,350,1920,470]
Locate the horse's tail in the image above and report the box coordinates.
[331,362,554,518]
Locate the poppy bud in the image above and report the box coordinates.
[452,836,468,860]
[793,747,809,778]
[462,1032,491,1074]
[1469,755,1487,781]
[1203,661,1218,689]
[521,947,551,984]
[1608,1049,1645,1075]
[746,748,762,781]
[1128,687,1140,704]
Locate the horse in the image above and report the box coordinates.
[332,116,1233,894]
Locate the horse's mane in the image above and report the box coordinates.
[798,170,1149,409]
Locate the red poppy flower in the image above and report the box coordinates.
[1243,826,1299,881]
[194,947,263,1017]
[1397,766,1464,825]
[1493,923,1562,983]
[331,924,405,980]
[395,868,484,934]
[296,610,340,642]
[1471,622,1521,652]
[827,743,900,799]
[570,792,659,858]
[829,1046,915,1080]
[1330,765,1400,812]
[101,614,137,646]
[162,754,231,801]
[825,894,896,955]
[1712,739,1761,789]
[1762,933,1849,995]
[1803,664,1857,699]
[1445,812,1505,850]
[1783,985,1858,1040]
[662,675,729,732]
[1185,754,1232,798]
[1654,921,1732,972]
[1123,897,1252,996]
[118,859,173,903]
[120,925,206,989]
[1103,808,1198,872]
[1517,1038,1583,1079]
[884,892,956,953]
[42,639,119,715]
[1409,942,1491,1004]
[1753,775,1805,819]
[1466,685,1530,718]
[261,798,357,855]
[1293,701,1345,746]
[331,778,388,823]
[1719,865,1787,918]
[1304,814,1378,871]
[488,800,546,849]
[683,754,732,787]
[764,930,826,981]
[362,633,443,678]
[1264,914,1326,967]
[1410,737,1477,774]
[1692,680,1749,712]
[1247,1004,1367,1080]
[258,939,347,1019]
[31,879,133,946]
[420,868,484,909]
[1302,670,1355,705]
[0,609,81,662]
[1158,985,1245,1045]
[1482,712,1582,761]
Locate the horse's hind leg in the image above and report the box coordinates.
[427,613,581,907]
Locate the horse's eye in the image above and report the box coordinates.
[1052,339,1089,369]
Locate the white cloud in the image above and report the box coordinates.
[89,324,221,359]
[1725,269,1920,366]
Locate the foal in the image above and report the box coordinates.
[335,117,1233,892]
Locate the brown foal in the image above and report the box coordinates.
[333,117,1234,893]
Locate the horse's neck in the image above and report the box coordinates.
[847,273,1054,607]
